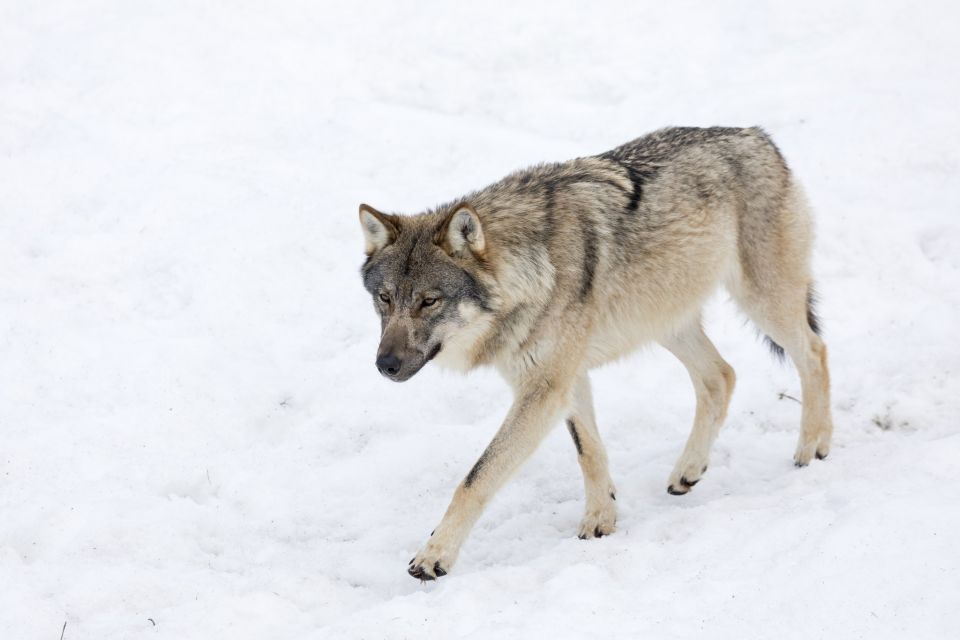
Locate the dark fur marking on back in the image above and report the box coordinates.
[600,158,658,245]
[566,419,583,456]
[624,165,643,212]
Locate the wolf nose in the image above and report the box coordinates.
[376,353,402,377]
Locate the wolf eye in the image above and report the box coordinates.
[379,293,390,303]
[421,297,438,308]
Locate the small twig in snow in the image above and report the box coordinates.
[59,621,67,640]
[778,392,801,404]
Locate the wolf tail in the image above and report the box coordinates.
[763,287,821,361]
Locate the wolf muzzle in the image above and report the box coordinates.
[375,343,441,382]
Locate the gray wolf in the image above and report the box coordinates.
[358,126,834,581]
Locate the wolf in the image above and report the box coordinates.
[358,126,833,581]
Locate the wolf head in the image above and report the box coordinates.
[358,203,493,382]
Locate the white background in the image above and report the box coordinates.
[2,1,958,638]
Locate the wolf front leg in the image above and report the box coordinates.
[407,370,578,581]
[566,373,617,538]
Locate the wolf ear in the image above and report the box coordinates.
[358,204,398,255]
[441,204,485,257]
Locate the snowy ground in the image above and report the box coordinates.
[2,1,959,638]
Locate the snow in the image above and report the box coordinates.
[2,1,959,638]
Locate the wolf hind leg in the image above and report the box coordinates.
[660,316,736,495]
[730,179,834,465]
[567,373,617,539]
[736,283,833,466]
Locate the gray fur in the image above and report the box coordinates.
[358,126,835,580]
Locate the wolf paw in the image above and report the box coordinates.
[577,492,617,539]
[667,457,708,495]
[407,558,447,581]
[794,434,831,467]
[407,541,455,582]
